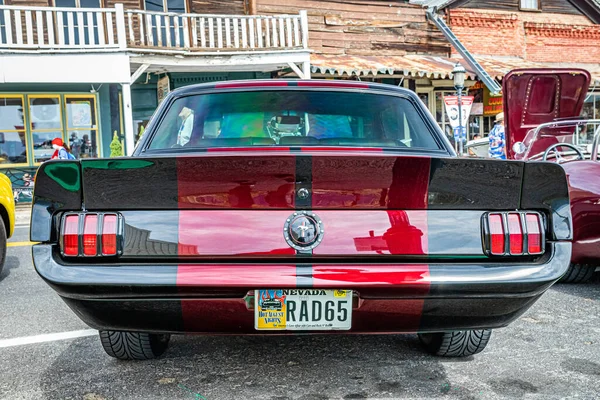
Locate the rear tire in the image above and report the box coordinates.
[99,331,171,360]
[418,330,492,357]
[0,220,7,278]
[559,263,595,284]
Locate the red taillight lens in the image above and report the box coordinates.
[507,213,523,254]
[489,213,505,255]
[63,215,79,256]
[526,213,542,254]
[102,214,118,256]
[82,215,98,256]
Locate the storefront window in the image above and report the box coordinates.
[29,96,63,163]
[66,96,99,158]
[0,93,101,166]
[0,96,28,165]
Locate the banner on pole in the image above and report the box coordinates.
[443,95,474,130]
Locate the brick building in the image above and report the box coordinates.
[412,0,600,137]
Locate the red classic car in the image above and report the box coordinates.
[505,69,600,283]
[31,80,572,360]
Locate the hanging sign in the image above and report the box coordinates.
[483,86,503,116]
[157,75,171,105]
[443,95,474,129]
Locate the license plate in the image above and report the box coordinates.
[255,289,352,330]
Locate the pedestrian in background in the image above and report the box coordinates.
[51,138,76,160]
[488,112,506,159]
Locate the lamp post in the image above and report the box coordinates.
[453,63,466,156]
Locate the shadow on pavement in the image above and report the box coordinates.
[551,271,600,301]
[0,255,20,283]
[38,334,482,400]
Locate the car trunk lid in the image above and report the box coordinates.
[503,68,591,159]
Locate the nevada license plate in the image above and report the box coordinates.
[255,289,352,330]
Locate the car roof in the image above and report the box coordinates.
[168,79,416,97]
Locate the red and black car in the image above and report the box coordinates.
[32,80,572,360]
[465,68,600,283]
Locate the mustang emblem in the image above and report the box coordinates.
[283,211,324,251]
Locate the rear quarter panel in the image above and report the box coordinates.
[562,161,600,264]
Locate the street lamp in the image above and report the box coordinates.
[453,63,466,156]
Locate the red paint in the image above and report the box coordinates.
[314,210,428,256]
[176,156,295,209]
[206,147,291,153]
[179,298,427,333]
[176,264,299,287]
[296,81,370,89]
[178,211,296,256]
[215,81,289,89]
[300,147,384,152]
[312,156,430,209]
[177,263,429,333]
[563,161,600,264]
[312,264,429,289]
[503,69,590,158]
[177,210,429,257]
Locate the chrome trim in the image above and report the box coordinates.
[60,212,124,258]
[482,211,545,257]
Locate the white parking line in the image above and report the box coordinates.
[0,329,97,348]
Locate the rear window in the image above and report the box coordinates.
[148,90,441,150]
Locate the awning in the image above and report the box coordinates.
[310,54,468,80]
[310,54,600,86]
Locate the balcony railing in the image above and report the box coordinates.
[0,4,308,53]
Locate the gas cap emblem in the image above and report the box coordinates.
[284,211,324,251]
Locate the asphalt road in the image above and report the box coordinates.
[1,224,599,400]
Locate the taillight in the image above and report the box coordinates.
[63,215,80,256]
[83,215,98,256]
[526,213,543,254]
[484,212,543,256]
[102,215,118,256]
[61,213,121,257]
[488,214,505,255]
[507,214,523,254]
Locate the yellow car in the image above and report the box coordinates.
[0,173,15,276]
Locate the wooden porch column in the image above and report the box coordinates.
[302,61,311,79]
[248,0,257,15]
[121,83,135,156]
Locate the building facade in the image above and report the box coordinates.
[412,0,600,139]
[2,0,600,201]
[0,0,310,200]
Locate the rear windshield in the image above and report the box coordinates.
[147,90,441,150]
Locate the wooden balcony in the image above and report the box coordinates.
[0,3,309,54]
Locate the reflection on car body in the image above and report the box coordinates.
[31,79,573,360]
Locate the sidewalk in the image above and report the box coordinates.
[15,204,31,226]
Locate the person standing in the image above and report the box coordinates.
[488,112,506,159]
[51,138,75,160]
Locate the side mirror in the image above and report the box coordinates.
[0,132,5,144]
[512,142,526,155]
